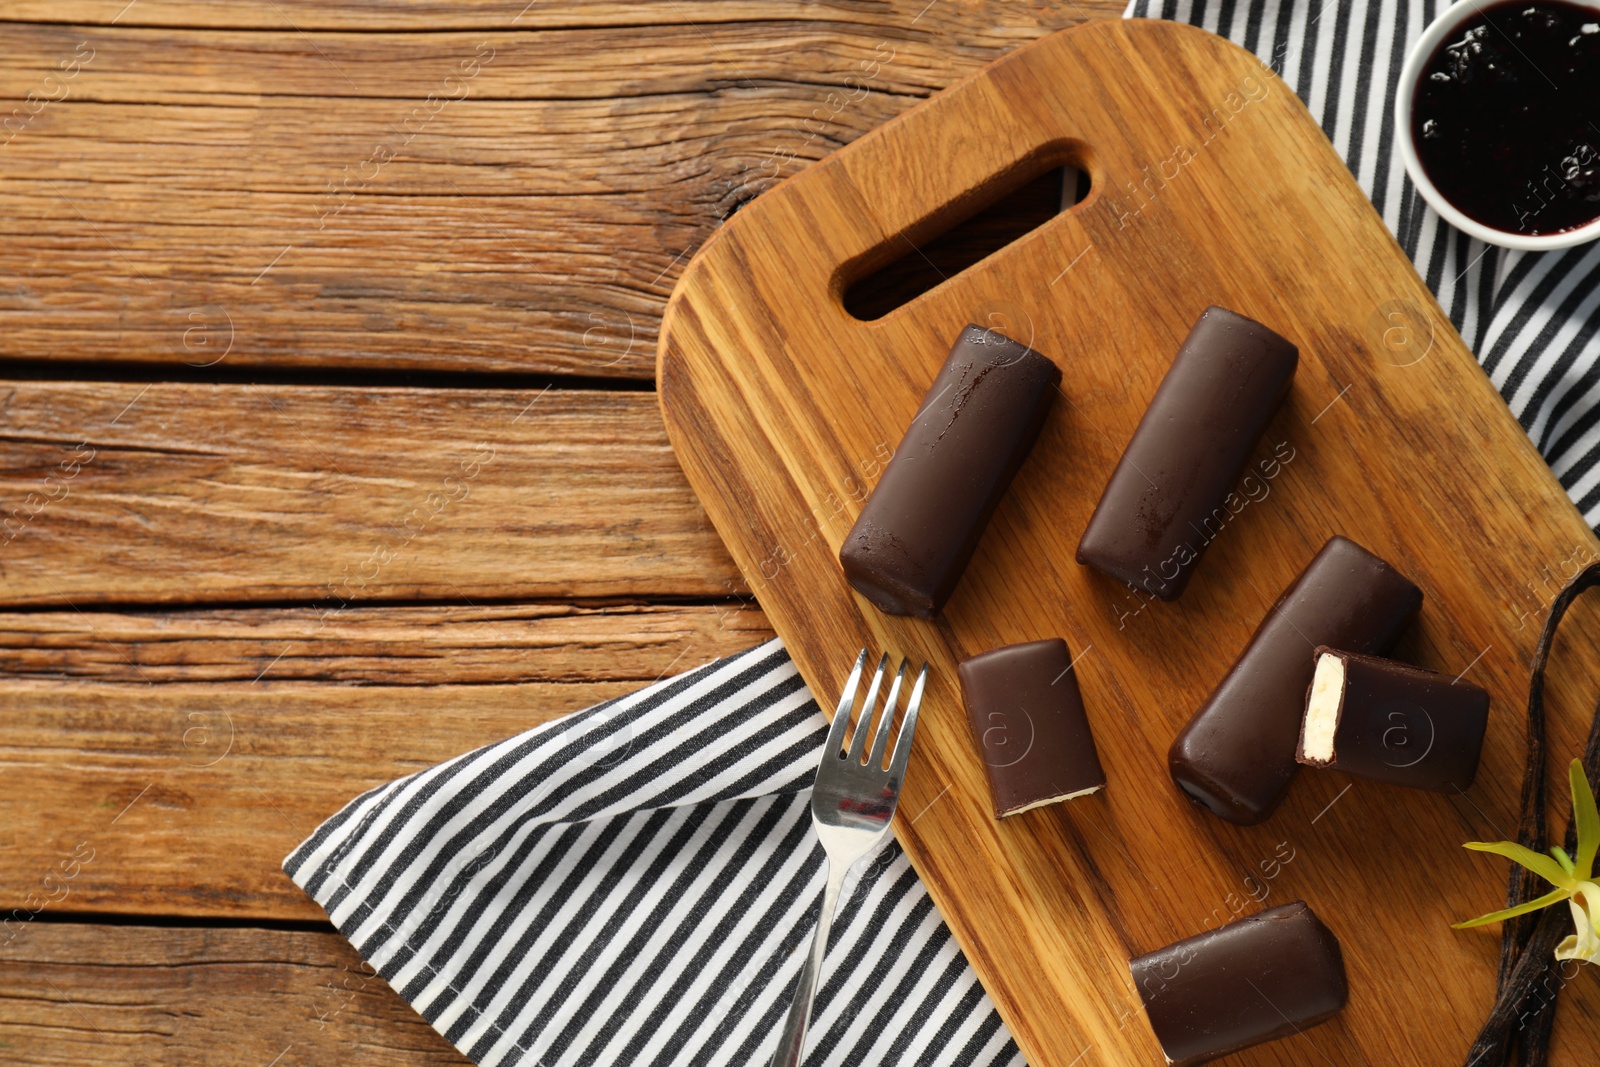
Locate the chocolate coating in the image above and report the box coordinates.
[839,325,1060,617]
[1169,535,1422,824]
[1076,306,1297,600]
[958,638,1105,818]
[1130,900,1348,1066]
[1297,647,1490,792]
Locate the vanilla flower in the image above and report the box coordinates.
[1455,758,1600,967]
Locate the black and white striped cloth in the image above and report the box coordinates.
[286,641,1014,1066]
[286,4,1600,1065]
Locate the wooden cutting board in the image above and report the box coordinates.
[657,18,1600,1066]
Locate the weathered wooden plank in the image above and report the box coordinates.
[0,19,1013,99]
[6,1,1094,36]
[0,923,468,1065]
[0,680,647,920]
[0,3,1122,377]
[0,603,771,917]
[0,602,771,683]
[0,603,771,920]
[0,381,742,605]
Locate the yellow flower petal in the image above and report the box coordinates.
[1573,760,1600,882]
[1464,840,1578,890]
[1453,886,1574,929]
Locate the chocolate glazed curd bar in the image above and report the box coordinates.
[1130,901,1348,1066]
[839,325,1060,617]
[1169,535,1422,825]
[957,639,1106,818]
[1298,647,1490,792]
[1077,306,1298,600]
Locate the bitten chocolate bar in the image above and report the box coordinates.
[1298,647,1489,792]
[1130,901,1348,1066]
[839,325,1060,617]
[1169,535,1422,824]
[957,638,1105,817]
[1077,306,1298,600]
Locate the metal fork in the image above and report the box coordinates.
[768,648,929,1067]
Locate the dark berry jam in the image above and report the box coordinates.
[1412,1,1600,235]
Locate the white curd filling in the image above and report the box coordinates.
[1301,653,1346,763]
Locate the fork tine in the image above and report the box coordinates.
[846,653,889,763]
[887,662,929,783]
[826,648,869,756]
[868,660,907,768]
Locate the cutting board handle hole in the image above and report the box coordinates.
[839,141,1093,322]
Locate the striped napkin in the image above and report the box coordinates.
[285,4,1600,1065]
[285,641,1008,1066]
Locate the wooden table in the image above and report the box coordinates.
[0,2,1125,1062]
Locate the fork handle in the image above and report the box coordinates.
[769,860,848,1067]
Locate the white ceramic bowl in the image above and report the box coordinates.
[1394,0,1600,251]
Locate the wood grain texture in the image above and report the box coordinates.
[0,381,741,605]
[0,2,1121,378]
[0,603,771,684]
[659,18,1600,1066]
[0,680,641,920]
[9,1,1097,36]
[0,923,468,1065]
[0,603,770,920]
